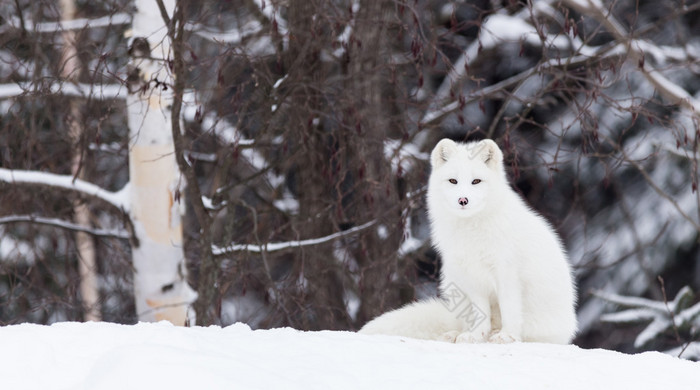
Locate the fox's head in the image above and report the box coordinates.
[427,138,507,219]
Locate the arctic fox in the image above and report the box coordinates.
[360,139,577,344]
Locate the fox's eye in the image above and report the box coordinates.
[472,179,482,185]
[449,179,458,184]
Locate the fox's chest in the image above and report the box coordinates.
[436,224,512,264]
[438,226,520,296]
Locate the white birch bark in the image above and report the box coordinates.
[127,0,196,324]
[59,0,101,322]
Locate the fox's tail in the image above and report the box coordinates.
[359,298,466,341]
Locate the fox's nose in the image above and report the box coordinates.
[458,197,468,206]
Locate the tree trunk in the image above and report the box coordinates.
[345,0,404,325]
[285,0,353,330]
[127,0,196,324]
[59,0,101,322]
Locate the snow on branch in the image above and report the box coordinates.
[182,95,254,147]
[0,215,130,239]
[560,0,700,113]
[331,0,360,58]
[0,168,130,212]
[641,65,700,113]
[423,5,592,125]
[182,91,283,191]
[251,0,288,36]
[0,82,126,100]
[423,0,700,126]
[594,286,700,348]
[634,40,700,65]
[2,12,131,34]
[384,139,429,175]
[186,18,264,44]
[212,220,376,255]
[420,42,625,126]
[594,289,668,311]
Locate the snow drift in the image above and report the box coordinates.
[0,321,697,390]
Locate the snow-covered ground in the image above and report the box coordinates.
[1,321,697,389]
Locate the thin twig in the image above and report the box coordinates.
[611,140,700,232]
[658,276,693,358]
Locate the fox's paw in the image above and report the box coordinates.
[488,330,520,344]
[455,331,485,344]
[438,330,460,343]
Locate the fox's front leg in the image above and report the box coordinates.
[453,292,491,343]
[490,263,523,343]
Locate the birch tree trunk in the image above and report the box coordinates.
[59,0,101,322]
[127,0,196,324]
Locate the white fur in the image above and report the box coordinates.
[359,298,465,341]
[360,139,577,344]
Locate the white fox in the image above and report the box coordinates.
[360,139,577,344]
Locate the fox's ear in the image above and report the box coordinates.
[475,139,503,170]
[431,139,457,168]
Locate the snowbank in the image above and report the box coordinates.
[0,321,697,390]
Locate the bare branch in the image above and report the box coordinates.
[212,220,377,255]
[1,12,131,34]
[0,215,130,239]
[0,82,126,100]
[155,0,172,27]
